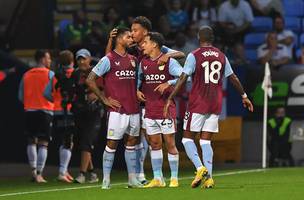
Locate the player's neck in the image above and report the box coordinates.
[149,49,162,60]
[200,42,212,47]
[114,45,127,57]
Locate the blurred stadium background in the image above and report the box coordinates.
[0,0,304,196]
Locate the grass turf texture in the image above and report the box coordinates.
[0,168,304,200]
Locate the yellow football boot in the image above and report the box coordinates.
[202,178,215,189]
[191,166,208,188]
[143,179,166,188]
[169,178,179,188]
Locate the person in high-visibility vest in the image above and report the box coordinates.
[44,50,75,183]
[18,49,54,183]
[267,107,294,167]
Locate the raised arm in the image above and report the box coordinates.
[105,29,118,54]
[158,46,186,65]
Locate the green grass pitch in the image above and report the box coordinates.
[1,168,304,200]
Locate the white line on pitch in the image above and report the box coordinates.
[0,169,266,198]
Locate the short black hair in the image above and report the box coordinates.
[34,49,49,62]
[198,26,214,43]
[113,27,131,47]
[147,32,165,48]
[133,16,152,31]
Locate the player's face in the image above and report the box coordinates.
[275,108,285,118]
[141,36,155,56]
[42,52,52,69]
[131,23,147,44]
[77,57,91,71]
[120,31,133,48]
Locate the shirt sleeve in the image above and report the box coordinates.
[167,58,183,86]
[284,30,294,38]
[137,62,144,89]
[281,45,290,58]
[161,45,177,54]
[224,56,234,78]
[244,1,254,23]
[43,78,54,102]
[92,56,111,77]
[168,58,183,77]
[218,4,227,23]
[257,45,267,59]
[183,53,196,76]
[18,77,24,103]
[49,70,55,79]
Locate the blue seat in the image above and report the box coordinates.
[245,49,258,62]
[251,17,272,32]
[299,33,304,46]
[285,17,301,33]
[284,0,304,17]
[296,48,302,58]
[244,33,266,48]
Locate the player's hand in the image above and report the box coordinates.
[242,97,254,112]
[104,96,121,109]
[154,82,170,95]
[137,90,146,102]
[109,28,118,39]
[157,54,169,65]
[163,99,172,118]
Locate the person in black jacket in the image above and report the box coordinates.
[71,49,103,183]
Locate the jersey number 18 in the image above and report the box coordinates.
[202,61,222,84]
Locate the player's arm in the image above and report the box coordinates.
[158,45,186,65]
[154,58,183,95]
[163,53,195,117]
[136,63,146,102]
[105,28,118,54]
[86,56,121,109]
[225,56,254,112]
[43,78,54,102]
[18,77,24,104]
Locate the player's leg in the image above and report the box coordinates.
[36,111,52,183]
[143,118,165,188]
[27,136,38,181]
[135,108,149,184]
[161,119,179,187]
[182,112,207,188]
[200,114,219,189]
[58,115,74,183]
[135,131,149,184]
[101,112,125,189]
[36,139,48,183]
[25,111,38,181]
[102,139,119,189]
[124,113,143,187]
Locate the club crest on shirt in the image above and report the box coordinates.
[108,129,114,136]
[158,65,165,71]
[130,60,136,68]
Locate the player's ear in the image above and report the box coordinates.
[152,42,157,48]
[143,29,148,36]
